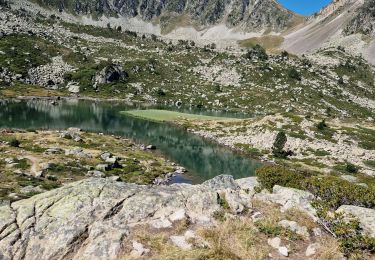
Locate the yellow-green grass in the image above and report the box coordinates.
[238,35,284,50]
[122,109,240,122]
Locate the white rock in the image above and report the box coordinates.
[0,175,239,259]
[340,175,358,183]
[278,220,309,238]
[219,188,252,214]
[235,177,259,193]
[4,158,14,164]
[254,185,316,219]
[184,230,196,240]
[312,227,322,237]
[278,246,289,257]
[170,235,192,250]
[169,209,186,222]
[86,170,105,178]
[130,241,149,258]
[251,211,262,221]
[267,237,281,249]
[149,218,172,229]
[305,243,320,257]
[67,82,80,93]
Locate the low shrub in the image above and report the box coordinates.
[244,44,268,61]
[313,206,375,257]
[256,165,306,191]
[255,221,282,237]
[9,138,20,147]
[257,166,375,210]
[304,176,375,209]
[317,119,328,130]
[364,160,375,169]
[346,163,358,174]
[288,68,301,81]
[332,216,375,255]
[217,194,230,210]
[213,210,226,222]
[256,165,375,257]
[359,141,375,150]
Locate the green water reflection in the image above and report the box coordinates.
[0,99,261,183]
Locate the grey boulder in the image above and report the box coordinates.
[0,175,249,260]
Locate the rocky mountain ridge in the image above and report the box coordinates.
[12,0,374,64]
[31,0,298,33]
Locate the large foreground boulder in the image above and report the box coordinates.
[0,175,248,260]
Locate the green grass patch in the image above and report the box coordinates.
[238,35,284,50]
[364,160,375,169]
[122,109,240,122]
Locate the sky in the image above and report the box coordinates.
[277,0,333,16]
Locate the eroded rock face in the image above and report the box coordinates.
[94,64,128,87]
[0,175,247,260]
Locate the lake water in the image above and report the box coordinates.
[0,99,261,183]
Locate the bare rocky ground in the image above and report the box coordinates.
[189,114,375,176]
[0,129,178,201]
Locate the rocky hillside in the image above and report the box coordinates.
[345,0,375,36]
[282,0,365,54]
[282,0,375,64]
[31,0,297,33]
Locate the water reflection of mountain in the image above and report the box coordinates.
[0,100,261,182]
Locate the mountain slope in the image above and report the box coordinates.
[282,0,365,54]
[31,0,298,33]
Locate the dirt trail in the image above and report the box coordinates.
[24,155,41,177]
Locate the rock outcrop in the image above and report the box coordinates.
[94,64,128,88]
[254,185,317,219]
[0,175,251,260]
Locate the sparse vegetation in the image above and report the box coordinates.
[0,130,174,200]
